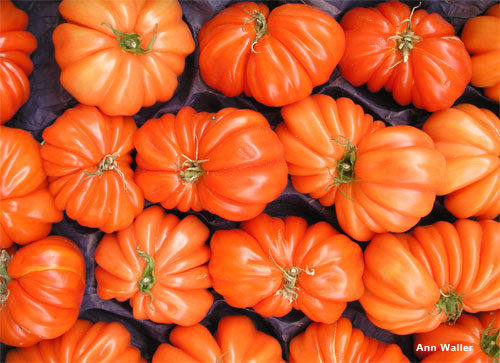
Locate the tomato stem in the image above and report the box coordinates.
[242,6,268,53]
[136,247,156,310]
[269,252,315,302]
[177,137,209,185]
[431,284,464,325]
[326,135,358,201]
[481,314,500,362]
[0,250,12,310]
[102,23,158,55]
[81,153,127,190]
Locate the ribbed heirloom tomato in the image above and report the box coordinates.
[361,219,500,335]
[0,0,37,124]
[198,1,345,107]
[52,0,195,116]
[6,320,145,362]
[209,213,364,323]
[289,318,409,363]
[0,126,62,249]
[339,1,471,112]
[134,106,287,221]
[0,236,85,347]
[276,94,445,241]
[152,315,284,363]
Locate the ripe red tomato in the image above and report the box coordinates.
[134,106,288,221]
[40,104,143,233]
[289,317,410,363]
[339,1,472,112]
[361,219,500,335]
[423,104,500,220]
[152,315,284,363]
[276,94,445,241]
[461,4,500,102]
[209,213,364,323]
[94,206,213,326]
[0,236,86,347]
[198,2,345,107]
[0,126,62,249]
[5,319,145,362]
[52,0,195,116]
[415,310,500,362]
[0,0,37,124]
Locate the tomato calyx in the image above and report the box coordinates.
[480,315,500,362]
[0,250,12,310]
[136,247,156,310]
[431,284,464,325]
[326,135,358,200]
[102,23,158,55]
[82,153,127,189]
[177,137,209,185]
[242,6,268,53]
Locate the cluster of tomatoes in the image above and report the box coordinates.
[1,0,499,362]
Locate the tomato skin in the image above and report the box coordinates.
[5,319,145,362]
[40,104,143,233]
[361,219,500,335]
[289,317,409,363]
[94,206,213,326]
[0,0,37,124]
[461,4,500,102]
[208,213,364,323]
[415,310,500,362]
[276,94,445,241]
[152,315,284,363]
[422,104,500,220]
[52,0,195,116]
[339,1,471,112]
[198,2,345,107]
[0,236,86,347]
[134,106,288,221]
[0,126,63,249]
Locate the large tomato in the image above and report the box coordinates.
[422,104,500,220]
[339,1,472,112]
[198,2,345,107]
[52,0,195,116]
[134,106,287,221]
[361,219,500,335]
[415,310,500,362]
[209,213,364,323]
[0,126,62,249]
[6,319,145,362]
[94,206,213,326]
[289,317,409,363]
[276,94,445,241]
[0,236,85,347]
[40,104,143,233]
[152,315,284,363]
[0,0,37,124]
[461,4,500,102]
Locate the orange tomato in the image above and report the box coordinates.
[361,219,500,335]
[423,104,500,220]
[52,0,195,116]
[152,315,284,363]
[461,4,500,102]
[0,236,85,347]
[0,0,37,124]
[209,213,364,323]
[94,206,213,326]
[0,126,62,249]
[40,104,143,233]
[276,94,445,241]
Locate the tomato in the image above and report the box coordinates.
[361,219,500,335]
[40,104,143,233]
[276,94,445,241]
[94,206,213,326]
[461,4,500,102]
[0,126,62,249]
[415,310,500,362]
[134,106,287,221]
[0,0,37,124]
[5,319,145,362]
[52,0,195,116]
[339,1,472,112]
[198,2,345,107]
[152,315,284,363]
[209,213,364,323]
[0,236,85,347]
[289,317,410,363]
[422,104,500,220]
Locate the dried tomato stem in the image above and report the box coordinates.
[269,252,315,302]
[326,135,358,200]
[242,6,268,53]
[102,23,158,55]
[481,315,500,362]
[82,153,127,189]
[136,247,156,310]
[430,284,464,324]
[177,137,209,185]
[0,250,12,310]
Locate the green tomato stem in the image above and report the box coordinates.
[481,315,500,362]
[0,250,12,310]
[102,23,158,55]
